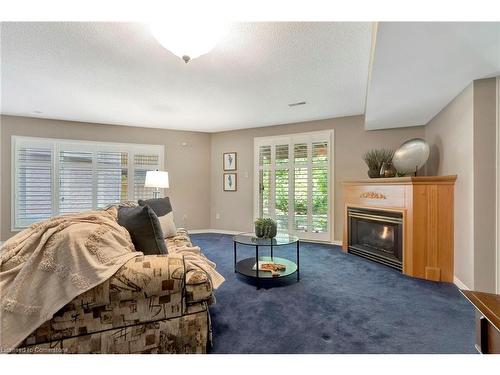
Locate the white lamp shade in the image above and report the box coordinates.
[145,170,169,188]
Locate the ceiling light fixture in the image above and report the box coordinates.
[150,20,228,64]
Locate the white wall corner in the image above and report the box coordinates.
[454,276,470,291]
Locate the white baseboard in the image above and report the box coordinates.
[188,229,242,235]
[188,229,342,246]
[454,276,470,290]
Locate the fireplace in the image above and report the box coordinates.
[348,207,403,270]
[343,177,456,281]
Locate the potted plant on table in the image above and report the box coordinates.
[254,218,278,238]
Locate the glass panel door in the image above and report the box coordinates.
[254,132,332,241]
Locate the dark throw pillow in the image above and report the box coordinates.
[138,197,176,238]
[138,197,173,216]
[118,205,168,255]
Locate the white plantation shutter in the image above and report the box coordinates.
[15,144,53,227]
[312,142,329,233]
[275,144,289,165]
[254,131,332,241]
[133,154,161,200]
[259,145,271,166]
[97,151,128,208]
[59,150,93,214]
[275,144,289,231]
[293,143,309,233]
[12,137,164,229]
[258,145,272,218]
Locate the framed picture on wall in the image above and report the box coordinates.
[223,152,237,171]
[223,173,237,192]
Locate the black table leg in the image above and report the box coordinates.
[256,245,260,290]
[234,241,238,272]
[270,242,273,259]
[296,240,300,281]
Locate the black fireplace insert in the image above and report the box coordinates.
[348,207,403,270]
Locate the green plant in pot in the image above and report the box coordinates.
[254,218,278,238]
[363,149,394,178]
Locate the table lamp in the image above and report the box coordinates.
[145,170,169,198]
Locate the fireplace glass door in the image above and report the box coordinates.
[348,208,403,270]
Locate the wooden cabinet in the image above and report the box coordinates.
[342,176,457,282]
[460,290,500,354]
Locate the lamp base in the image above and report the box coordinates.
[153,188,161,199]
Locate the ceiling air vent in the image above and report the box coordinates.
[288,101,306,107]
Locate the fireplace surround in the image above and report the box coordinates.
[342,175,457,282]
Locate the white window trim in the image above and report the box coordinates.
[253,129,334,242]
[11,136,165,231]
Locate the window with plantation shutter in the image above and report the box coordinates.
[254,131,333,242]
[12,136,164,230]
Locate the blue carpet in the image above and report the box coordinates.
[190,233,476,354]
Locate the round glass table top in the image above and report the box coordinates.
[233,232,299,246]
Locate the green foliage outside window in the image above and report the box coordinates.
[274,167,328,232]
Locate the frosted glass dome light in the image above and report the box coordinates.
[150,20,228,63]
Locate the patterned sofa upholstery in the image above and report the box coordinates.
[16,229,214,354]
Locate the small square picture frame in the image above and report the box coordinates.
[223,173,237,192]
[223,152,237,171]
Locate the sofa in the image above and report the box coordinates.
[16,229,215,354]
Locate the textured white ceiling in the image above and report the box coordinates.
[365,22,500,130]
[0,22,373,132]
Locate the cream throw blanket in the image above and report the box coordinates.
[171,244,225,289]
[0,207,140,352]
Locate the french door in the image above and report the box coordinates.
[254,130,333,242]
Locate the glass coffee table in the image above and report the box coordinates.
[233,232,300,289]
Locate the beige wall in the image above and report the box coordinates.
[425,84,475,289]
[472,78,497,292]
[0,115,212,240]
[210,115,424,241]
[425,77,498,292]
